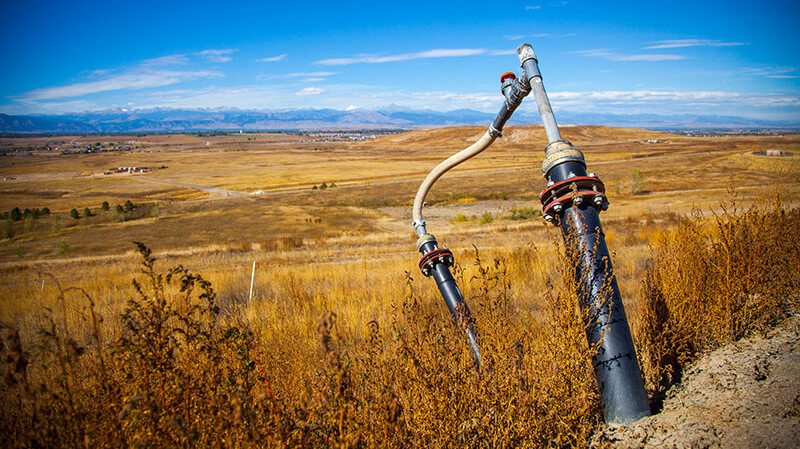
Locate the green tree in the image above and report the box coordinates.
[70,208,79,219]
[22,208,32,219]
[101,201,110,211]
[329,181,336,188]
[83,207,92,217]
[124,200,134,212]
[320,182,327,189]
[116,204,124,213]
[41,207,50,215]
[10,207,22,222]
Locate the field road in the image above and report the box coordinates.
[136,177,251,197]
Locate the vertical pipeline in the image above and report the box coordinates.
[520,43,650,424]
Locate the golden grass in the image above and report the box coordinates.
[0,126,799,447]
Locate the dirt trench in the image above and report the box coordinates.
[592,316,800,449]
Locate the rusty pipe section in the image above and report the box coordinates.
[523,42,650,424]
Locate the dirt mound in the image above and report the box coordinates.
[592,317,800,448]
[367,125,675,149]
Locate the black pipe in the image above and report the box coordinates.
[419,238,482,365]
[519,41,650,424]
[545,161,650,424]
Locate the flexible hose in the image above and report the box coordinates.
[412,130,497,234]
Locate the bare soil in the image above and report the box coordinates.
[592,316,800,448]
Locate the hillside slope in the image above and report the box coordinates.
[365,125,677,149]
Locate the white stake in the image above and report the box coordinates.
[41,279,45,290]
[249,261,256,304]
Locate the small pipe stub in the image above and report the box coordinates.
[500,72,516,83]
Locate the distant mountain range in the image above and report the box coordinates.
[0,108,796,133]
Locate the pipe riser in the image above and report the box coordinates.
[560,205,650,424]
[543,161,649,424]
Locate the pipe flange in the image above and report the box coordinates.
[541,140,585,175]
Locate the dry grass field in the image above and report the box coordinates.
[0,125,799,447]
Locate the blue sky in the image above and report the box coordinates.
[1,0,798,121]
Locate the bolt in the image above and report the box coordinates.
[567,171,576,178]
[438,256,446,264]
[593,195,604,206]
[601,203,609,211]
[589,172,597,178]
[447,256,454,266]
[422,267,430,276]
[553,203,563,213]
[574,196,584,205]
[546,179,555,187]
[544,214,555,223]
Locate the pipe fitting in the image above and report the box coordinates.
[541,140,586,176]
[416,233,437,252]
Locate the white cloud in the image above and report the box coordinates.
[525,5,541,10]
[258,54,287,62]
[644,39,747,49]
[547,90,800,110]
[140,54,190,66]
[258,71,336,80]
[741,66,799,79]
[18,70,222,101]
[296,87,326,96]
[315,48,486,65]
[195,48,238,63]
[571,49,686,61]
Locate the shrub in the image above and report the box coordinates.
[70,208,79,219]
[509,207,538,221]
[124,200,134,212]
[636,195,799,402]
[2,221,13,239]
[0,243,602,448]
[116,204,124,213]
[101,201,110,211]
[83,208,92,217]
[10,207,21,221]
[479,211,494,224]
[41,207,50,215]
[57,241,68,254]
